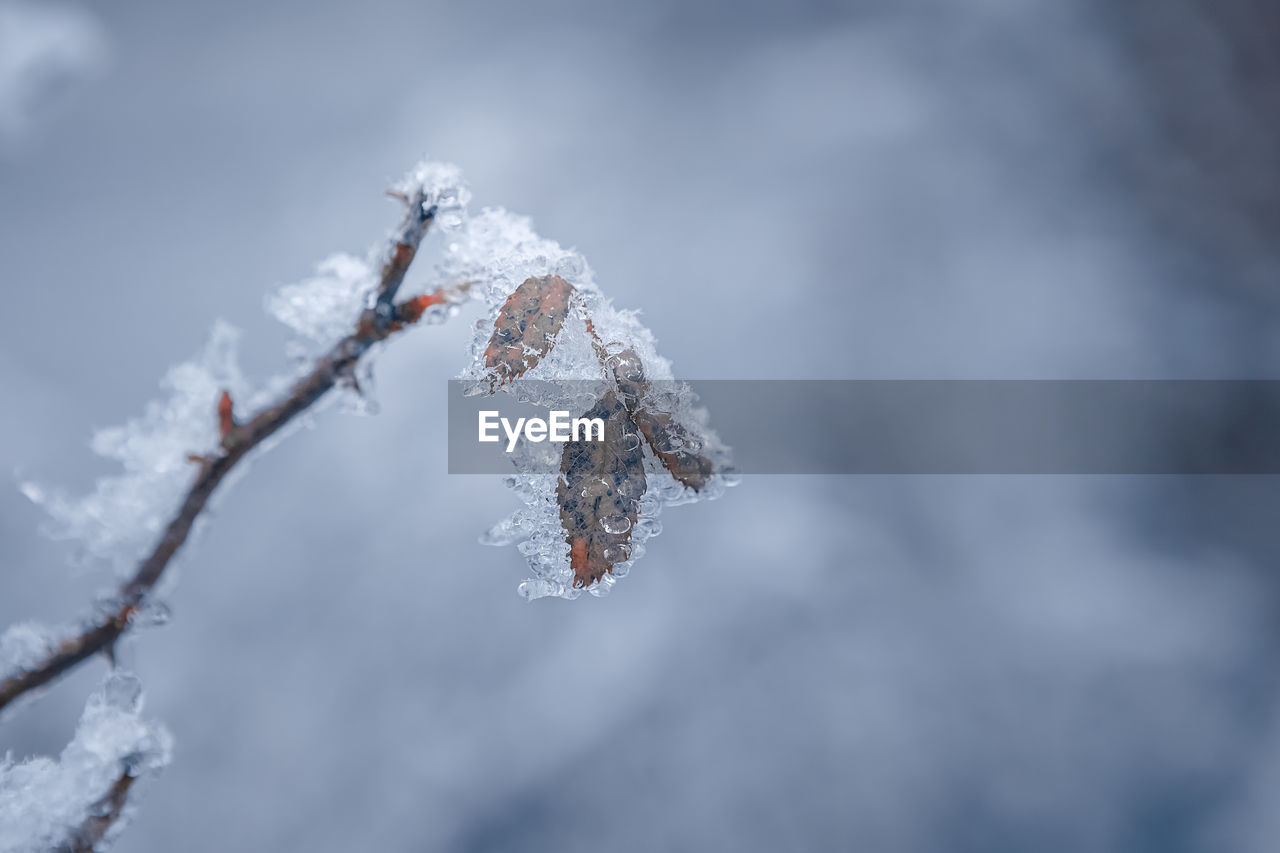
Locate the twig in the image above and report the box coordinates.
[0,186,438,713]
[54,770,136,853]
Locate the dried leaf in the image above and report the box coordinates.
[556,391,647,588]
[483,274,575,387]
[633,409,714,492]
[607,347,714,492]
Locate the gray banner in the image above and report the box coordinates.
[447,380,1280,474]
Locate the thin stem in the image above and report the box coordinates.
[55,770,135,853]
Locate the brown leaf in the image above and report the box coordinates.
[633,409,714,492]
[484,274,575,387]
[556,391,647,588]
[607,347,714,493]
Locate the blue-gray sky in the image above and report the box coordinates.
[2,1,1278,851]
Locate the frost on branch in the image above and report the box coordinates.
[264,161,472,416]
[266,253,376,345]
[482,274,575,389]
[0,671,171,853]
[20,321,250,578]
[267,162,471,349]
[0,623,61,687]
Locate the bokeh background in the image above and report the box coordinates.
[3,1,1279,850]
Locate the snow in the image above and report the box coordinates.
[266,253,375,345]
[265,164,471,347]
[0,671,171,853]
[438,207,580,313]
[394,160,472,215]
[20,321,249,578]
[0,622,59,681]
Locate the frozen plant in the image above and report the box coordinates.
[0,160,732,849]
[445,208,733,598]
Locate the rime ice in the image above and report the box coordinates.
[20,321,249,577]
[0,672,171,853]
[267,161,470,348]
[0,623,60,681]
[394,160,472,214]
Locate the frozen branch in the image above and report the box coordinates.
[0,186,438,716]
[54,770,134,853]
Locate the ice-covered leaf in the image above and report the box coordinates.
[608,346,714,492]
[556,391,647,589]
[428,164,734,598]
[632,409,715,492]
[483,275,575,388]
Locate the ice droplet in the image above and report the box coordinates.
[480,518,523,547]
[99,671,143,714]
[603,544,632,563]
[126,601,171,629]
[555,254,586,282]
[634,516,662,540]
[600,515,632,535]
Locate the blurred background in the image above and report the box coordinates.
[2,0,1279,850]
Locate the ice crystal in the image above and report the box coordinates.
[394,159,471,214]
[0,622,59,680]
[266,252,375,345]
[0,671,171,853]
[20,321,249,576]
